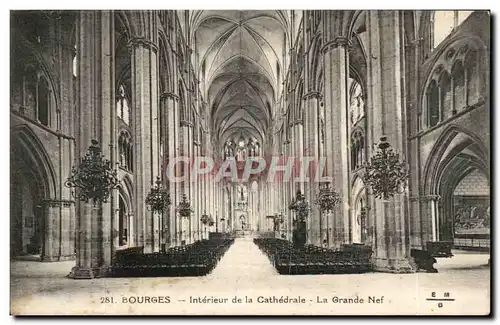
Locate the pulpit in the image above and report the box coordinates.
[292,220,307,249]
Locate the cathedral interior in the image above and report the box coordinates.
[9,11,490,312]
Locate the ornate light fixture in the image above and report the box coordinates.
[288,189,311,221]
[145,176,171,213]
[201,211,210,239]
[315,183,341,212]
[364,136,408,200]
[201,211,210,226]
[65,139,119,205]
[176,194,194,218]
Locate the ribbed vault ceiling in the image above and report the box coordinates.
[192,10,291,147]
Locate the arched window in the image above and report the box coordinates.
[179,88,186,122]
[433,11,474,49]
[439,71,452,119]
[116,84,130,125]
[349,78,365,126]
[72,42,78,78]
[426,80,440,127]
[37,77,50,126]
[465,51,479,106]
[451,61,465,113]
[350,130,365,170]
[276,61,280,85]
[118,131,133,172]
[350,138,358,170]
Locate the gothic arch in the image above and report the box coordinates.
[422,124,489,196]
[158,30,174,94]
[420,34,486,99]
[351,174,368,243]
[420,35,487,129]
[10,124,57,200]
[14,37,60,114]
[115,11,148,39]
[295,80,304,120]
[118,174,134,213]
[309,34,323,92]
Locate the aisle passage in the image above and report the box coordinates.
[209,237,277,279]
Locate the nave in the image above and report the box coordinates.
[9,10,490,315]
[209,237,278,279]
[11,237,489,315]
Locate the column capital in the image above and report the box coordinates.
[290,119,303,127]
[321,36,352,54]
[128,37,158,53]
[302,91,322,100]
[417,194,441,202]
[160,92,179,101]
[404,38,423,49]
[180,120,193,127]
[41,199,75,208]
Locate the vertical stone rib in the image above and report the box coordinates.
[131,36,157,253]
[303,92,320,245]
[322,37,350,249]
[70,11,114,278]
[99,11,114,266]
[367,11,414,272]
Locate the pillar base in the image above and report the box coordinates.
[41,254,76,262]
[67,266,110,279]
[372,257,417,274]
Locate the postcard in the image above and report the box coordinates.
[10,9,490,316]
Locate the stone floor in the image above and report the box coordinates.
[10,238,490,316]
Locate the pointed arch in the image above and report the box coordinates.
[118,174,134,213]
[309,34,323,92]
[158,29,174,94]
[11,124,57,199]
[422,124,489,196]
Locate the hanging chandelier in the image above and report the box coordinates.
[176,194,194,218]
[145,176,171,213]
[288,189,311,220]
[364,136,408,200]
[201,211,210,225]
[315,183,341,212]
[65,139,119,206]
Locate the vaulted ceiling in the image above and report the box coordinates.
[190,10,299,147]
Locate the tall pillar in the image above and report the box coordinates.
[69,11,114,278]
[366,11,414,272]
[405,34,424,249]
[322,36,351,249]
[161,92,178,247]
[303,91,321,245]
[130,35,159,253]
[193,143,200,242]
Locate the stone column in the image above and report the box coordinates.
[130,35,159,253]
[405,35,424,249]
[192,143,199,242]
[161,92,179,247]
[40,200,56,261]
[68,11,115,278]
[303,91,321,245]
[366,11,414,272]
[322,37,351,249]
[420,195,441,244]
[54,15,79,261]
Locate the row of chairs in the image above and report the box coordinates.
[253,238,373,275]
[111,238,235,277]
